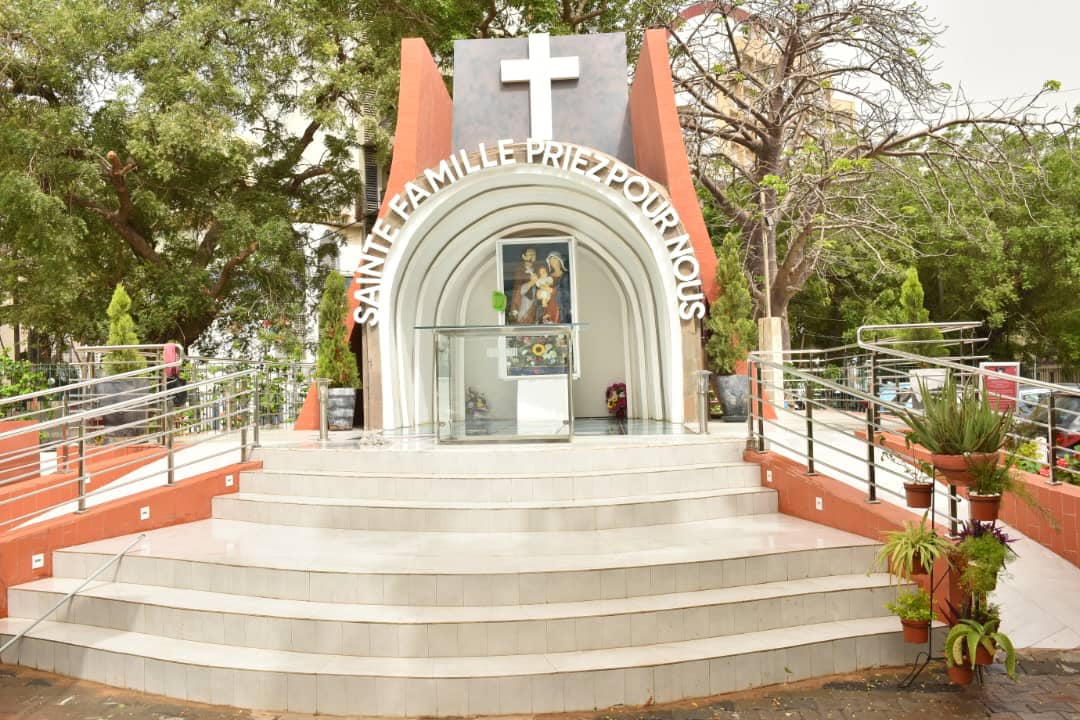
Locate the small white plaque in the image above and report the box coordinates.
[140,506,150,521]
[31,553,45,570]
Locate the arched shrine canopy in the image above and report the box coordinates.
[296,29,721,432]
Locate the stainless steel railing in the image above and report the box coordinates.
[747,321,1079,534]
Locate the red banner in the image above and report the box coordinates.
[980,362,1020,411]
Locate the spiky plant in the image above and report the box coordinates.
[900,373,1012,455]
[872,513,952,582]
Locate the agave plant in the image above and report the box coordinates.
[944,617,1017,679]
[900,374,1013,455]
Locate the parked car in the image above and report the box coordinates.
[1017,386,1052,419]
[1027,391,1080,458]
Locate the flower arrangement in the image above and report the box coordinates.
[606,382,627,419]
[503,334,570,376]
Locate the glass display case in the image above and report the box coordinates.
[419,324,580,443]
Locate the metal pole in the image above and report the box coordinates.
[316,378,330,441]
[866,351,878,503]
[76,418,87,513]
[806,382,816,475]
[1047,393,1059,485]
[240,426,248,463]
[949,485,959,536]
[695,370,711,435]
[166,411,175,485]
[252,372,261,448]
[755,362,765,452]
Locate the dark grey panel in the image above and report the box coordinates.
[452,33,635,166]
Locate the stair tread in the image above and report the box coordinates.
[218,487,773,510]
[13,573,898,625]
[56,516,876,575]
[0,616,905,677]
[242,461,757,480]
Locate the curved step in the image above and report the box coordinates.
[51,518,881,606]
[0,616,925,715]
[9,574,903,657]
[250,439,746,476]
[210,487,778,532]
[238,462,762,501]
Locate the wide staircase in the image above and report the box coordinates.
[1,435,910,715]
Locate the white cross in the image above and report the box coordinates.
[500,33,580,141]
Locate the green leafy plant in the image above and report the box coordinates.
[900,373,1013,455]
[0,353,50,417]
[315,273,360,389]
[104,283,147,375]
[872,514,952,581]
[886,588,934,622]
[957,530,1013,595]
[704,236,758,375]
[1011,441,1043,474]
[944,618,1017,678]
[967,454,1058,526]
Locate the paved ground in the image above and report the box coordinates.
[3,651,1079,720]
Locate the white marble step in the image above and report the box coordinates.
[8,574,901,657]
[238,462,762,501]
[210,487,778,532]
[250,438,746,476]
[0,615,920,714]
[50,517,880,606]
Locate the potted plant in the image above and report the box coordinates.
[98,284,150,434]
[956,521,1015,596]
[900,373,1013,486]
[872,513,952,579]
[886,587,934,643]
[944,617,1017,679]
[704,237,758,423]
[315,272,360,430]
[880,438,934,508]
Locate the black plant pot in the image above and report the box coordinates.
[714,373,750,423]
[96,378,151,436]
[327,388,356,430]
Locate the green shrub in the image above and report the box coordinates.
[704,236,758,375]
[887,588,934,622]
[315,272,359,389]
[104,283,146,375]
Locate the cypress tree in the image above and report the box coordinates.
[315,272,360,388]
[705,237,759,374]
[104,284,146,374]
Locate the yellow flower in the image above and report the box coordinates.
[532,343,546,356]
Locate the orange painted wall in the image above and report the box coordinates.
[746,449,961,618]
[629,29,718,300]
[0,445,167,529]
[296,38,452,430]
[0,460,259,618]
[0,421,40,483]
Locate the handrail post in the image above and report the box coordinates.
[224,382,233,433]
[755,362,765,452]
[865,350,879,502]
[316,378,330,441]
[252,371,261,448]
[76,418,87,513]
[1047,393,1060,485]
[166,410,175,486]
[694,370,711,435]
[746,360,756,449]
[806,382,816,475]
[241,425,249,463]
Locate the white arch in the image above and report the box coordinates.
[377,159,689,429]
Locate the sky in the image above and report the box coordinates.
[922,0,1080,114]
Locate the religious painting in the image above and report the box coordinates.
[497,237,575,326]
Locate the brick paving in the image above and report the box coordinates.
[2,651,1079,720]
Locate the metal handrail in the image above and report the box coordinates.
[0,533,146,657]
[0,362,178,410]
[0,367,255,441]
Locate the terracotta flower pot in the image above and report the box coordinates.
[901,618,930,644]
[910,555,930,577]
[931,452,998,487]
[947,661,974,685]
[975,643,996,665]
[904,482,933,509]
[968,493,1002,522]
